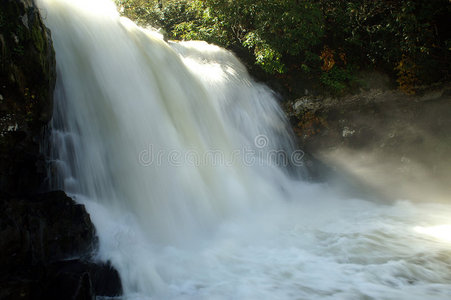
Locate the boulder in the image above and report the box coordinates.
[0,191,122,300]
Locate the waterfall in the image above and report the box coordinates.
[39,0,451,299]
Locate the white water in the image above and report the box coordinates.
[39,0,451,299]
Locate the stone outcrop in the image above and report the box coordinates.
[0,191,122,299]
[288,84,451,201]
[0,0,55,195]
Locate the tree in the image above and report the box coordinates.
[117,0,451,95]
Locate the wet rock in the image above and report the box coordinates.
[0,191,96,269]
[0,191,122,300]
[0,0,56,196]
[288,84,451,201]
[41,260,122,300]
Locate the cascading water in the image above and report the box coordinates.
[39,0,451,299]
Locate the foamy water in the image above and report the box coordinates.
[38,0,451,299]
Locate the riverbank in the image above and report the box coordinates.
[286,82,451,202]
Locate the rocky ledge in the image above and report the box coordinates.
[287,83,451,202]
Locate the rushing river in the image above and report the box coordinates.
[38,0,451,299]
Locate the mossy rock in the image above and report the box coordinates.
[0,0,56,195]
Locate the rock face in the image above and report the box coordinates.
[288,84,451,201]
[0,1,122,298]
[0,0,55,195]
[0,191,95,273]
[0,191,122,300]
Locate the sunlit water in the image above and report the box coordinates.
[38,0,451,299]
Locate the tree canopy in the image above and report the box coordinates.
[116,0,451,96]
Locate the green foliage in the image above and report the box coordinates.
[118,0,451,96]
[243,32,284,74]
[116,0,164,27]
[170,1,235,46]
[201,0,324,74]
[320,0,451,93]
[320,65,356,95]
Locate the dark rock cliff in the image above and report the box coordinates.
[0,0,55,194]
[0,1,122,299]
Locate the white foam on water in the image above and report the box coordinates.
[38,0,451,299]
